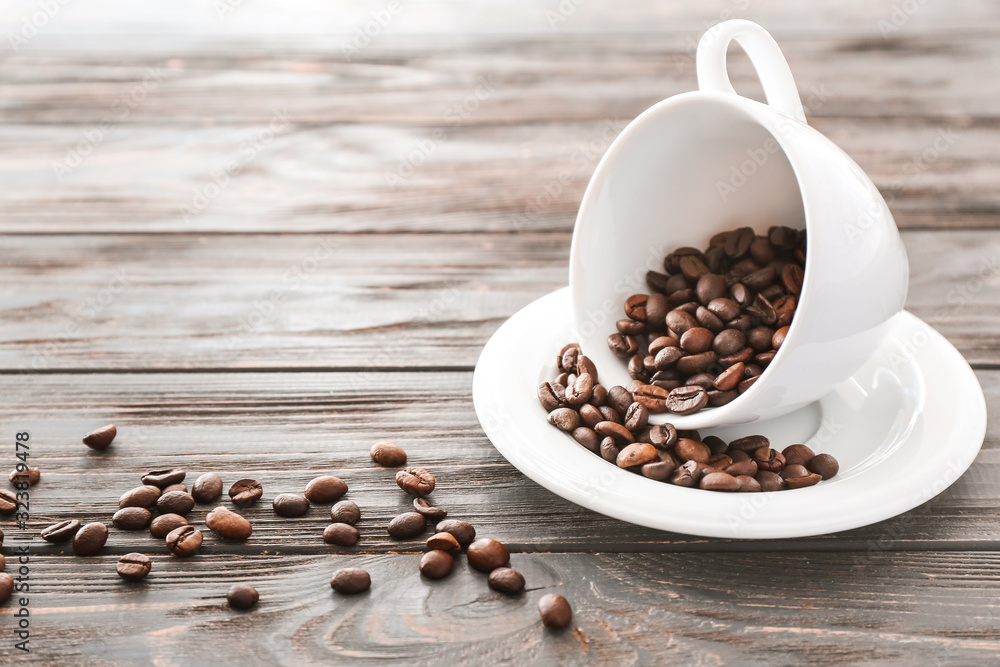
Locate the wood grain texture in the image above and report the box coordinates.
[2,551,999,665]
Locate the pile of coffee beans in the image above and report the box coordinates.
[540,345,839,492]
[605,225,805,415]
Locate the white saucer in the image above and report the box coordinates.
[472,288,987,539]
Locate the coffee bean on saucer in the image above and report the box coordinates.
[273,494,310,518]
[413,497,447,521]
[229,479,263,507]
[370,441,407,467]
[700,471,740,491]
[141,469,186,488]
[72,522,108,556]
[165,526,203,557]
[538,382,567,411]
[227,583,259,610]
[330,568,370,594]
[112,507,152,531]
[781,444,815,466]
[206,506,252,540]
[665,385,707,415]
[387,512,426,539]
[82,424,116,450]
[616,443,657,468]
[323,523,360,546]
[192,473,224,503]
[419,550,454,579]
[756,471,785,492]
[116,553,152,582]
[488,567,525,595]
[395,467,435,497]
[807,453,840,480]
[150,514,188,539]
[538,594,573,630]
[41,519,80,543]
[331,500,361,525]
[547,408,580,432]
[467,538,509,572]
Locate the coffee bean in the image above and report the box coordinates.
[675,351,716,375]
[191,473,223,503]
[632,383,669,412]
[727,314,754,333]
[572,427,601,452]
[695,305,725,333]
[467,538,510,572]
[607,333,640,358]
[675,438,710,463]
[408,498,444,523]
[565,373,594,405]
[623,403,649,432]
[606,386,633,416]
[729,435,769,452]
[755,351,777,368]
[807,453,840,480]
[641,460,676,481]
[488,567,525,595]
[644,294,669,332]
[419,550,454,579]
[435,520,475,548]
[749,237,777,264]
[679,327,713,354]
[112,507,152,531]
[616,318,647,336]
[627,353,650,382]
[395,467,435,497]
[738,376,759,393]
[646,270,672,293]
[538,593,572,630]
[163,484,188,494]
[724,226,755,259]
[597,405,622,425]
[165,525,203,557]
[537,382,567,411]
[713,329,746,357]
[141,468,186,488]
[41,519,80,543]
[0,574,13,604]
[0,490,17,515]
[756,471,785,492]
[370,440,407,467]
[782,263,804,295]
[387,512,427,539]
[653,346,683,370]
[156,491,196,516]
[589,384,608,407]
[227,583,259,609]
[547,408,580,432]
[304,476,348,504]
[743,266,776,290]
[670,460,701,487]
[707,453,733,469]
[331,568,370,595]
[150,514,188,539]
[679,255,711,281]
[229,479,263,507]
[323,522,360,546]
[753,447,786,473]
[665,385,707,415]
[82,424,116,450]
[576,355,599,381]
[624,294,648,321]
[700,471,740,491]
[558,344,581,373]
[595,421,634,445]
[116,553,152,582]
[206,506,253,539]
[713,362,745,391]
[730,282,752,307]
[331,500,362,525]
[8,467,40,486]
[747,294,777,326]
[426,531,461,553]
[695,273,727,305]
[780,464,811,480]
[725,459,758,477]
[119,485,161,509]
[273,493,310,518]
[72,522,108,556]
[736,475,762,492]
[616,443,657,468]
[781,444,816,466]
[665,310,697,335]
[599,438,619,463]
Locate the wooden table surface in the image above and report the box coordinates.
[1,2,998,664]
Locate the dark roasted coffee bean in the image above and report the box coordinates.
[695,305,725,333]
[753,447,786,473]
[730,435,769,452]
[595,421,635,445]
[760,284,786,302]
[713,328,746,357]
[117,553,152,582]
[707,298,740,322]
[627,353,649,381]
[725,459,758,477]
[646,336,676,356]
[670,460,701,487]
[780,464,811,480]
[706,246,730,274]
[727,314,754,333]
[724,226,755,258]
[747,294,777,326]
[770,325,789,350]
[599,438,619,463]
[227,583,259,609]
[623,402,649,432]
[736,475,762,492]
[730,449,751,462]
[157,491,196,516]
[645,294,669,331]
[387,512,427,539]
[539,593,573,630]
[685,373,714,390]
[707,389,739,406]
[8,467,40,486]
[707,453,733,469]
[572,427,600,452]
[191,473,223,503]
[426,531,461,553]
[774,296,797,327]
[645,424,676,451]
[665,385,708,415]
[330,568,370,595]
[731,257,761,278]
[558,343,581,374]
[332,500,362,525]
[565,373,594,406]
[419,550,454,579]
[755,351,777,368]
[273,493,310,518]
[82,424,116,450]
[782,263,804,295]
[665,272,690,292]
[579,404,604,429]
[163,484,187,494]
[679,255,710,281]
[41,519,80,543]
[807,453,840,480]
[166,526,203,557]
[641,460,676,480]
[150,514,188,539]
[748,326,775,352]
[229,479,263,507]
[304,476,348,504]
[616,318,646,336]
[713,362,745,391]
[488,567,525,595]
[653,346,683,370]
[702,435,727,455]
[743,266,776,290]
[72,522,108,556]
[141,469,186,488]
[749,237,777,264]
[675,438,710,463]
[435,520,475,548]
[395,467,436,497]
[756,470,786,492]
[323,522,360,546]
[547,408,580,432]
[119,485,161,509]
[668,288,697,307]
[575,354,598,381]
[730,282,752,307]
[738,376,759,393]
[606,386,633,416]
[665,310,697,335]
[589,384,607,407]
[646,270,672,293]
[769,225,800,250]
[632,384,670,413]
[676,351,716,375]
[616,443,657,468]
[700,471,740,491]
[782,444,816,466]
[785,472,822,489]
[206,506,253,539]
[0,574,13,604]
[745,363,764,378]
[696,274,727,305]
[467,538,510,572]
[113,507,152,531]
[370,441,407,467]
[680,327,714,354]
[607,333,640,358]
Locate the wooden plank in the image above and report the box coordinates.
[2,551,999,664]
[0,230,997,370]
[1,369,996,553]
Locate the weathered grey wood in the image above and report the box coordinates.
[1,369,995,553]
[2,551,999,665]
[0,230,997,370]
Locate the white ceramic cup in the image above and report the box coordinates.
[569,20,909,429]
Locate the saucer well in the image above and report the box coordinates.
[473,288,986,539]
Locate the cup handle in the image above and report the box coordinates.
[696,19,807,124]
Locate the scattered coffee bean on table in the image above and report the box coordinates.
[141,469,186,488]
[538,593,573,630]
[387,512,427,539]
[41,520,80,543]
[467,538,510,573]
[150,514,189,539]
[0,491,17,515]
[0,554,5,572]
[227,584,259,610]
[426,532,461,553]
[435,520,475,548]
[8,467,40,486]
[82,424,117,450]
[116,553,152,582]
[273,493,310,517]
[156,491,196,516]
[72,522,109,556]
[419,550,454,579]
[330,500,361,526]
[395,467,435,497]
[192,473,224,503]
[229,479,263,507]
[323,523,360,546]
[163,484,188,494]
[413,497,447,521]
[330,568,371,595]
[165,526,203,557]
[488,567,525,595]
[113,507,153,531]
[206,506,252,540]
[119,485,161,509]
[370,441,407,467]
[0,574,13,604]
[303,476,348,504]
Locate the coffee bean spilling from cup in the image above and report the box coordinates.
[603,225,805,415]
[540,344,839,492]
